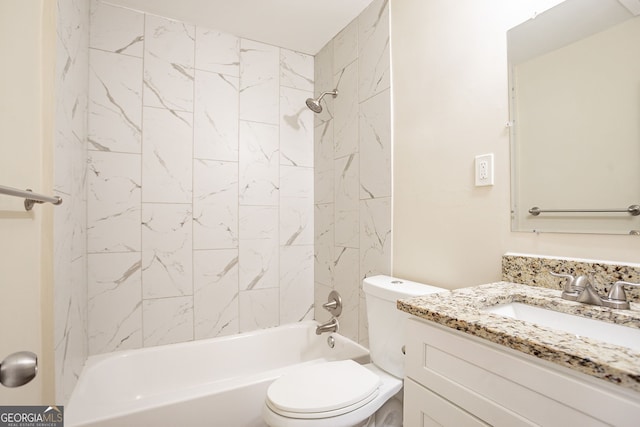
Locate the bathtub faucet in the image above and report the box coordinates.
[315,317,339,335]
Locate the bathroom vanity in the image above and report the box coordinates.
[398,255,640,426]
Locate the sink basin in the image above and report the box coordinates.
[483,302,640,352]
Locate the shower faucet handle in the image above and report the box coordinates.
[322,291,342,317]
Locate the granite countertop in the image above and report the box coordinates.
[397,282,640,393]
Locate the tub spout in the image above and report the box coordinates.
[315,317,339,335]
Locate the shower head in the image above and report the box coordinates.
[305,97,323,114]
[305,89,338,113]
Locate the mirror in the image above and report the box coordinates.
[508,0,640,235]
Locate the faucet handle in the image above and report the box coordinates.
[322,290,342,317]
[550,271,576,293]
[607,281,640,302]
[572,275,590,292]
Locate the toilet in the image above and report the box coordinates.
[262,275,445,427]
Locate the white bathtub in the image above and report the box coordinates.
[66,321,369,427]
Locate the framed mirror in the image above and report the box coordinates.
[508,0,640,235]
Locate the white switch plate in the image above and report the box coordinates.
[475,153,494,186]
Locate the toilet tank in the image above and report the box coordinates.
[363,275,445,379]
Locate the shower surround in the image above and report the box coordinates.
[54,0,390,403]
[85,0,315,356]
[313,0,392,346]
[54,0,89,404]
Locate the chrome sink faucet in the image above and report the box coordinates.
[550,272,586,301]
[550,271,640,310]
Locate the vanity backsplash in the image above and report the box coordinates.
[502,254,640,303]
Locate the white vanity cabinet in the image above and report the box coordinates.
[403,317,640,427]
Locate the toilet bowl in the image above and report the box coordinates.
[262,276,445,427]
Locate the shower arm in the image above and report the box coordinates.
[318,90,338,101]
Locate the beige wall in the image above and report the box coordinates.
[0,0,56,403]
[391,0,640,289]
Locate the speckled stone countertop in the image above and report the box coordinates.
[398,282,640,393]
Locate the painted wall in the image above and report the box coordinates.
[313,0,392,345]
[391,0,640,289]
[0,0,56,404]
[53,0,89,403]
[86,0,315,355]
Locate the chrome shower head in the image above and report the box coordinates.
[305,97,323,113]
[305,89,338,113]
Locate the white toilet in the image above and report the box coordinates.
[262,275,445,427]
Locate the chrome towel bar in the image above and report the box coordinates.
[529,205,640,216]
[0,184,63,211]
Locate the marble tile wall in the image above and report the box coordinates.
[86,0,314,355]
[313,0,392,346]
[53,0,90,404]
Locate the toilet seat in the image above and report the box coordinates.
[263,363,403,427]
[266,360,380,419]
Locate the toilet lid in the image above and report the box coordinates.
[266,360,381,417]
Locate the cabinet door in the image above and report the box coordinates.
[404,378,489,427]
[405,318,640,427]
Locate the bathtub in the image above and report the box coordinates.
[66,321,369,427]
